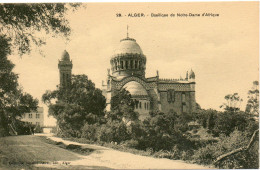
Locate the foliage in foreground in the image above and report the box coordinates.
[78,108,258,169]
[192,130,259,169]
[1,3,82,136]
[0,3,81,55]
[47,77,259,169]
[42,74,106,137]
[0,36,38,136]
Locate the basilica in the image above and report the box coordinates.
[58,33,196,120]
[102,34,196,120]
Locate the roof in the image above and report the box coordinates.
[113,37,143,56]
[123,81,148,96]
[61,50,70,61]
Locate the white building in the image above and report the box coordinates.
[21,107,44,127]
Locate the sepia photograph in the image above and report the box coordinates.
[0,1,259,169]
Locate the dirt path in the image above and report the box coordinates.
[0,134,212,169]
[39,134,211,169]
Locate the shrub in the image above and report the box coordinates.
[121,139,139,148]
[0,126,8,137]
[180,150,194,161]
[81,123,99,141]
[98,120,130,143]
[192,144,219,165]
[154,150,174,159]
[15,121,34,135]
[192,130,258,168]
[34,125,43,133]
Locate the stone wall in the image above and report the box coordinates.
[159,91,195,114]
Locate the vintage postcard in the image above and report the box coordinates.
[0,1,259,169]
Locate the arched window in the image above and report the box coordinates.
[144,103,147,110]
[135,60,137,69]
[121,61,123,69]
[182,103,187,113]
[126,61,128,69]
[139,102,142,109]
[182,93,186,103]
[139,61,142,69]
[130,60,133,69]
[136,101,139,109]
[115,61,118,70]
[63,73,65,85]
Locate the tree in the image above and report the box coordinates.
[220,93,243,112]
[109,88,139,123]
[0,36,38,136]
[42,74,106,137]
[194,109,218,131]
[245,81,259,119]
[139,111,193,151]
[0,3,81,55]
[0,3,82,136]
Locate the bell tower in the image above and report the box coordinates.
[58,50,73,88]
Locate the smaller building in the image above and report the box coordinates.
[21,107,44,127]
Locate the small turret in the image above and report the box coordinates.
[189,69,195,82]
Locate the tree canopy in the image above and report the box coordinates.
[0,3,81,55]
[220,93,243,112]
[42,74,106,137]
[0,36,38,136]
[109,88,139,123]
[0,3,81,136]
[245,81,259,118]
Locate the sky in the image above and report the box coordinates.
[8,2,259,126]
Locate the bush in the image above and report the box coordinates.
[139,111,194,152]
[81,123,99,141]
[180,150,194,161]
[15,121,34,135]
[192,130,258,168]
[0,126,8,137]
[154,150,175,159]
[153,146,193,161]
[121,139,139,148]
[98,120,130,143]
[192,144,219,165]
[34,125,43,133]
[216,149,259,169]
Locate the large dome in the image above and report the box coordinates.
[123,81,147,96]
[113,37,143,55]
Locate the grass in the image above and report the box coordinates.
[0,135,80,169]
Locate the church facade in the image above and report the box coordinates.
[102,36,196,120]
[57,35,196,121]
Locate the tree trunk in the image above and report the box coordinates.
[214,129,259,164]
